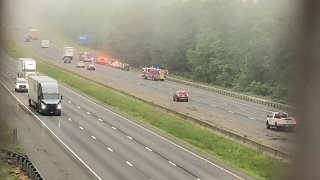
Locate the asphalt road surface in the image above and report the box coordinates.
[0,53,252,179]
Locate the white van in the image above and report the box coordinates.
[41,40,50,48]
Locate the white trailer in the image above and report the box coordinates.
[17,58,36,78]
[28,76,62,116]
[63,47,74,63]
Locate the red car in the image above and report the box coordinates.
[96,55,108,65]
[173,90,189,102]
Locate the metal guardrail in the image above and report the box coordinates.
[167,77,293,111]
[1,149,45,180]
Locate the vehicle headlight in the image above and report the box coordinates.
[41,103,46,109]
[57,103,61,109]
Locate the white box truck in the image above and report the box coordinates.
[63,47,74,63]
[41,40,50,48]
[28,76,62,116]
[17,58,36,78]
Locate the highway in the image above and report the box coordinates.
[0,54,251,179]
[6,19,296,154]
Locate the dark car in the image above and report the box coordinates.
[173,90,188,102]
[87,64,95,70]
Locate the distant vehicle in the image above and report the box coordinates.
[17,58,36,78]
[79,52,94,62]
[120,63,130,71]
[173,90,189,102]
[110,61,122,69]
[28,76,62,116]
[76,61,85,68]
[266,112,297,131]
[28,28,38,40]
[96,55,108,65]
[87,64,95,70]
[159,69,166,81]
[24,37,31,42]
[62,47,74,61]
[14,78,28,92]
[142,67,160,81]
[41,40,50,48]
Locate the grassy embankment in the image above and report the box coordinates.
[2,32,289,179]
[0,121,21,180]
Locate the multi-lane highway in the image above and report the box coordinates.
[6,19,296,154]
[0,53,252,179]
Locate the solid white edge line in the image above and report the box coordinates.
[0,80,102,180]
[60,83,246,180]
[126,161,133,167]
[145,147,153,152]
[168,161,176,167]
[107,147,113,152]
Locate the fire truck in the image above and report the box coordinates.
[142,67,167,81]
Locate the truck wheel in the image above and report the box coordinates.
[36,103,39,112]
[28,99,31,107]
[56,111,61,116]
[266,121,270,129]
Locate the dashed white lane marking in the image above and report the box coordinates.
[168,161,177,167]
[111,126,117,130]
[68,118,72,121]
[145,147,153,152]
[58,122,60,128]
[68,101,71,103]
[0,80,103,180]
[107,147,113,152]
[87,112,91,115]
[126,161,133,167]
[91,136,96,140]
[127,136,133,140]
[210,104,215,108]
[228,110,234,114]
[79,126,84,130]
[60,83,246,180]
[249,117,254,120]
[77,106,81,109]
[98,118,103,122]
[197,178,201,180]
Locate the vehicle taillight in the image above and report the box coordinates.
[277,120,285,124]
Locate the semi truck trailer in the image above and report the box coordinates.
[28,76,62,116]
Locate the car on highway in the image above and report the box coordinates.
[87,64,95,70]
[266,111,297,131]
[76,61,85,68]
[14,78,28,92]
[24,37,31,42]
[173,90,189,102]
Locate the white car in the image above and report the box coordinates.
[14,78,28,92]
[41,40,50,48]
[266,112,297,131]
[76,61,85,68]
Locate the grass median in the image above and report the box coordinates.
[2,32,288,179]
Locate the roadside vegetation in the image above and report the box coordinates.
[0,121,20,180]
[1,32,289,179]
[27,0,301,104]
